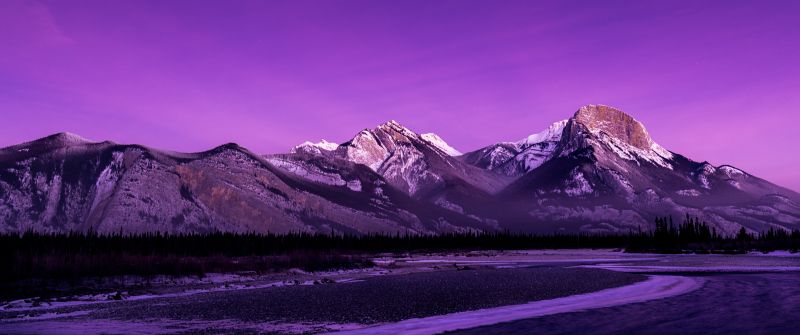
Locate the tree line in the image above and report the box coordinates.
[2,215,798,283]
[627,215,800,253]
[2,215,798,256]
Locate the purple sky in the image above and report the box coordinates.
[1,0,799,191]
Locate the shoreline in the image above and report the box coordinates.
[3,250,799,335]
[1,266,644,334]
[330,275,704,335]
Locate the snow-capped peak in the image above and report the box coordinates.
[378,120,406,132]
[420,133,461,156]
[506,120,569,172]
[298,139,338,151]
[377,119,418,138]
[381,120,403,127]
[460,120,569,176]
[290,139,339,154]
[516,120,568,146]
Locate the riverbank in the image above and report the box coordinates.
[2,250,798,335]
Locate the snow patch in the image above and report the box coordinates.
[694,164,717,189]
[434,197,464,214]
[676,189,701,197]
[291,140,339,154]
[420,133,461,156]
[89,151,124,213]
[564,169,593,196]
[266,157,357,190]
[600,134,673,169]
[346,180,362,192]
[344,130,389,171]
[379,120,417,138]
[719,165,745,178]
[511,120,568,172]
[516,120,568,146]
[481,146,517,171]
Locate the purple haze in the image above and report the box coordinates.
[1,0,799,191]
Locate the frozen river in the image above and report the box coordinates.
[2,250,798,334]
[451,272,800,335]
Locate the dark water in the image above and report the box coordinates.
[85,267,641,324]
[3,268,799,335]
[0,267,642,334]
[449,273,800,335]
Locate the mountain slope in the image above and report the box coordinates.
[290,120,512,223]
[2,105,799,235]
[461,120,568,177]
[0,133,492,234]
[487,105,800,234]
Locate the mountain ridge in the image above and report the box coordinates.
[2,104,798,235]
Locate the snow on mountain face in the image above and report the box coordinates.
[290,140,338,155]
[461,120,567,176]
[3,105,800,236]
[341,129,391,171]
[291,120,435,194]
[289,120,505,197]
[0,135,494,235]
[464,105,676,177]
[265,156,362,191]
[518,120,567,146]
[513,120,568,172]
[283,121,512,226]
[693,162,717,189]
[490,104,800,234]
[420,133,461,156]
[719,165,745,178]
[560,104,674,169]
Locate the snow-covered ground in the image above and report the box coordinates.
[1,268,383,312]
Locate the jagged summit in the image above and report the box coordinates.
[379,119,403,128]
[287,119,501,196]
[571,104,652,150]
[377,119,408,130]
[517,120,568,146]
[462,119,569,177]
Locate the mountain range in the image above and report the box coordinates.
[2,104,799,235]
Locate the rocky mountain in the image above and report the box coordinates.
[0,133,492,234]
[461,119,568,177]
[289,120,512,224]
[294,120,509,195]
[472,105,800,234]
[1,105,799,235]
